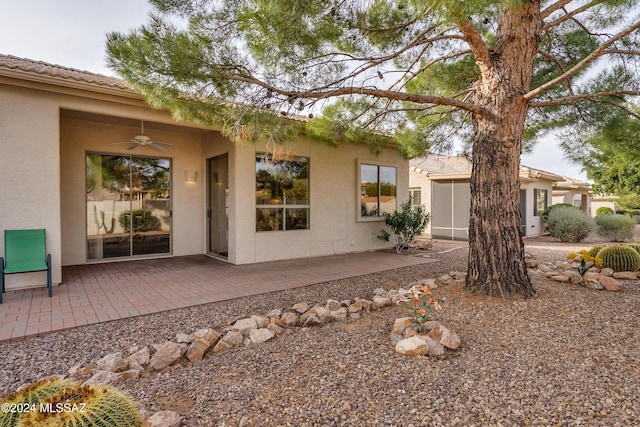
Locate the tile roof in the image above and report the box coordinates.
[0,54,129,90]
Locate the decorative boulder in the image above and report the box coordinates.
[428,324,461,350]
[149,342,183,371]
[395,336,429,357]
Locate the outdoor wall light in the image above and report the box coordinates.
[184,170,198,183]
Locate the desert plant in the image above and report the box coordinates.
[378,199,430,254]
[118,209,161,233]
[20,383,142,427]
[542,203,580,223]
[627,243,640,255]
[595,206,614,217]
[545,207,595,243]
[596,245,640,272]
[0,377,76,427]
[588,245,605,258]
[595,214,636,242]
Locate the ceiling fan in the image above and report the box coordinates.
[110,121,173,152]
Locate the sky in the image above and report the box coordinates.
[0,0,588,180]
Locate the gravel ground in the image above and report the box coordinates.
[1,235,639,426]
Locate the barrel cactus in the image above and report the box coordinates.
[588,245,605,258]
[626,243,640,255]
[596,245,640,272]
[18,383,142,427]
[0,376,76,427]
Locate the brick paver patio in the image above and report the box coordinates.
[0,252,436,343]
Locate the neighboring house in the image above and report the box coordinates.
[590,194,619,216]
[409,155,562,241]
[552,176,591,214]
[0,54,407,290]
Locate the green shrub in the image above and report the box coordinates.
[378,199,430,254]
[595,206,614,216]
[595,214,636,242]
[596,245,640,272]
[118,209,161,232]
[545,207,595,243]
[542,203,580,222]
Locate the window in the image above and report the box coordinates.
[256,153,309,231]
[534,188,548,216]
[360,163,397,218]
[409,187,422,207]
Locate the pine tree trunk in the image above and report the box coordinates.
[464,1,541,299]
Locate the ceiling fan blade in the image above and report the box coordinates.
[127,143,140,150]
[152,141,173,147]
[149,142,169,152]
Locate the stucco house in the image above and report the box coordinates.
[409,155,562,241]
[0,54,407,291]
[552,176,592,214]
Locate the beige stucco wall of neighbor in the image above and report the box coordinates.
[409,170,433,237]
[409,170,556,239]
[0,85,62,289]
[520,180,554,237]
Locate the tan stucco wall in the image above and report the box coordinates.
[2,77,407,291]
[60,113,209,265]
[0,84,62,289]
[234,138,407,264]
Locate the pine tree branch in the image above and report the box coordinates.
[524,20,640,100]
[541,0,575,19]
[457,17,494,75]
[529,90,639,108]
[543,2,593,29]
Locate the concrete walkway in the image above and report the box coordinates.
[0,252,435,343]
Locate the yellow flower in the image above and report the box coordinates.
[567,253,577,260]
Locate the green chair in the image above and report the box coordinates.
[0,229,52,303]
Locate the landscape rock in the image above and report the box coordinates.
[280,312,299,327]
[395,336,429,357]
[417,335,446,359]
[251,315,270,329]
[331,307,348,320]
[372,295,391,309]
[392,317,413,336]
[96,352,129,373]
[233,318,258,334]
[127,347,150,366]
[265,309,282,318]
[325,299,341,311]
[175,332,191,344]
[612,271,636,280]
[186,339,212,362]
[551,275,570,283]
[267,323,286,335]
[372,287,386,296]
[146,410,182,427]
[585,278,604,290]
[598,275,623,291]
[292,302,310,314]
[149,342,183,371]
[212,331,244,353]
[601,268,614,277]
[189,328,221,346]
[67,364,93,381]
[302,314,322,327]
[428,324,461,350]
[250,328,276,344]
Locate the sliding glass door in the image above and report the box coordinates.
[86,153,171,260]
